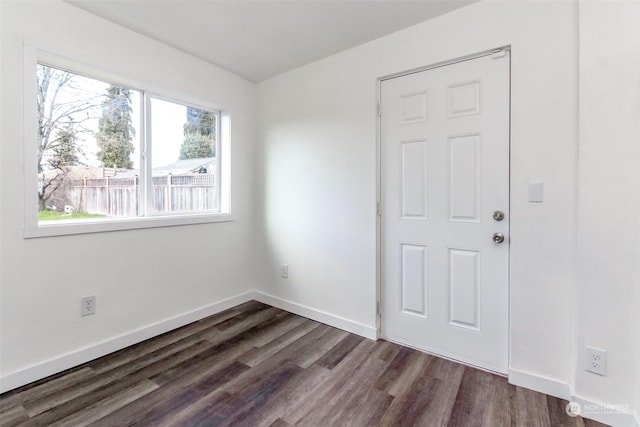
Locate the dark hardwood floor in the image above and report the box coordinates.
[0,301,608,427]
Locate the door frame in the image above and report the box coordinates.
[375,46,512,373]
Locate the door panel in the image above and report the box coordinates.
[380,52,510,373]
[449,133,480,222]
[401,139,429,219]
[401,243,428,317]
[448,247,480,330]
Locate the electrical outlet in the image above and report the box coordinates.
[281,264,289,278]
[585,346,606,375]
[81,296,96,317]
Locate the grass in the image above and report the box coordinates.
[38,210,107,221]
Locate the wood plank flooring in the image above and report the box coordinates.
[0,301,608,426]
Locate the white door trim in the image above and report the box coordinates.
[378,46,511,83]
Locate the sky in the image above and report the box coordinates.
[150,97,188,168]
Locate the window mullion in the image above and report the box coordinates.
[216,113,222,212]
[141,92,154,217]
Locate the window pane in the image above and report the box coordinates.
[149,98,218,214]
[36,64,141,222]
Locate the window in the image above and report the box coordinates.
[149,97,219,214]
[26,60,230,237]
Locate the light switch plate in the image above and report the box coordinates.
[528,182,544,203]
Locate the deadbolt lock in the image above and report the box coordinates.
[492,210,505,222]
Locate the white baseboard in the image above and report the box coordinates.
[0,291,255,393]
[252,291,378,340]
[508,368,639,427]
[508,367,571,400]
[571,395,639,427]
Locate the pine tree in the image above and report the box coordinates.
[179,107,215,160]
[96,86,135,168]
[184,107,215,137]
[179,133,214,160]
[49,125,80,169]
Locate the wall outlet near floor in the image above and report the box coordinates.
[81,296,96,317]
[585,346,606,375]
[281,264,289,278]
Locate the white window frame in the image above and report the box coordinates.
[23,47,233,238]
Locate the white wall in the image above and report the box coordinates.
[0,1,257,390]
[576,0,640,420]
[257,0,578,386]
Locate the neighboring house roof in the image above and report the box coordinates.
[115,157,217,178]
[155,157,216,174]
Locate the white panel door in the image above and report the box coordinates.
[380,52,510,373]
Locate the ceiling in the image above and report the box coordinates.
[66,0,477,82]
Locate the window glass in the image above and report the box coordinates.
[36,64,141,222]
[149,98,218,214]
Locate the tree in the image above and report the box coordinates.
[179,107,215,160]
[36,64,97,211]
[179,133,214,160]
[184,106,215,137]
[48,125,81,169]
[39,125,83,210]
[38,125,84,211]
[96,86,135,168]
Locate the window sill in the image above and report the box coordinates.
[24,212,234,238]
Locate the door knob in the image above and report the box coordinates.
[492,232,505,244]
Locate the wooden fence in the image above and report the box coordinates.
[68,174,217,216]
